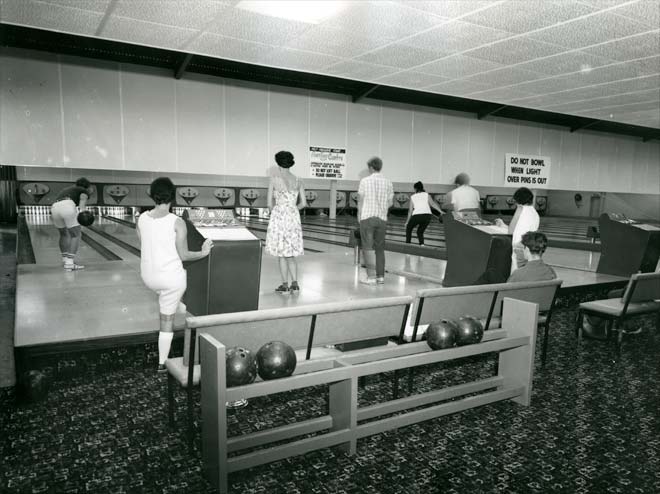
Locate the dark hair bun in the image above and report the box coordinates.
[275,151,295,168]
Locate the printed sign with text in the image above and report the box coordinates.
[310,146,346,179]
[504,153,551,187]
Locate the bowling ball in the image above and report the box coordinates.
[455,316,484,346]
[225,347,257,387]
[18,370,50,403]
[256,341,297,380]
[425,319,458,350]
[77,211,95,227]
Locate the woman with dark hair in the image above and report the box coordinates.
[494,186,540,272]
[405,181,443,246]
[51,177,94,271]
[266,151,307,293]
[137,177,212,372]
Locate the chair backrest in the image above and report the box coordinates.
[622,271,660,304]
[184,296,413,365]
[411,279,562,339]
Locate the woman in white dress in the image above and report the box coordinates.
[494,187,540,273]
[265,151,307,293]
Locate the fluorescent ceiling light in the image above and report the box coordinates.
[236,1,348,24]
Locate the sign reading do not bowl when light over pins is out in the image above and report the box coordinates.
[310,146,346,179]
[504,153,551,187]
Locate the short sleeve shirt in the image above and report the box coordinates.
[358,173,394,222]
[450,185,480,211]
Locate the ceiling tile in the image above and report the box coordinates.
[406,20,512,54]
[584,32,660,62]
[376,71,451,88]
[541,89,660,111]
[401,1,498,19]
[609,0,660,29]
[466,86,538,102]
[324,1,448,40]
[516,51,617,76]
[581,102,660,118]
[596,108,660,123]
[323,60,400,81]
[187,32,271,63]
[511,76,594,94]
[0,0,103,35]
[520,75,660,104]
[261,48,343,73]
[284,26,389,59]
[40,0,111,13]
[550,61,660,88]
[114,0,229,30]
[207,6,313,46]
[357,43,446,70]
[462,0,597,33]
[425,79,492,95]
[463,67,545,86]
[469,36,567,65]
[102,16,198,50]
[528,11,651,49]
[418,54,504,78]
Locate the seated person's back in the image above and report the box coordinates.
[508,231,557,283]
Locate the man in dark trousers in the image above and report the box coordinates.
[357,157,393,285]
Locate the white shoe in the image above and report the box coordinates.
[360,277,377,286]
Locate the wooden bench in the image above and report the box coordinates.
[404,279,562,366]
[167,296,413,448]
[199,297,540,493]
[576,271,660,356]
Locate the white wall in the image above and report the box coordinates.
[1,47,659,195]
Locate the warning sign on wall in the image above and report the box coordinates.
[310,147,346,179]
[504,153,551,187]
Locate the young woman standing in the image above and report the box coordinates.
[265,151,307,293]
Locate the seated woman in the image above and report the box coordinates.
[405,181,443,246]
[507,232,557,282]
[493,187,540,272]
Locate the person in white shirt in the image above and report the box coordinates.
[493,187,540,272]
[357,157,394,285]
[137,177,212,372]
[405,181,443,246]
[445,173,481,212]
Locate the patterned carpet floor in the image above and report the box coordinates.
[1,308,659,494]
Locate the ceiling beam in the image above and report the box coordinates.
[477,105,507,120]
[174,53,194,80]
[352,85,380,103]
[569,120,599,133]
[95,0,119,36]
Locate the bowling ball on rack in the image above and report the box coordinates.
[455,316,484,346]
[18,370,50,403]
[77,211,95,227]
[425,319,458,350]
[225,347,257,387]
[256,341,297,380]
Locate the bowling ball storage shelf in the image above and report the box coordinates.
[198,297,539,494]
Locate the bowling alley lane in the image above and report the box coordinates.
[14,262,184,347]
[23,213,108,265]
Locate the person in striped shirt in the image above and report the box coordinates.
[357,157,394,285]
